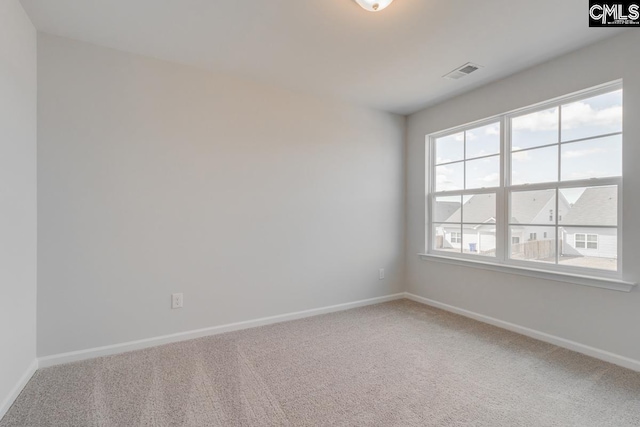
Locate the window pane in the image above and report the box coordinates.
[559,186,617,226]
[559,227,617,271]
[511,145,558,185]
[561,90,622,142]
[561,135,622,181]
[466,122,500,159]
[512,108,558,150]
[461,193,496,224]
[435,162,464,192]
[433,223,461,253]
[433,196,461,223]
[466,155,500,189]
[510,189,556,225]
[435,132,464,165]
[510,226,556,263]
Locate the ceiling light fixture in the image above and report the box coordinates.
[353,0,394,12]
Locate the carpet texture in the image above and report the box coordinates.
[2,299,640,426]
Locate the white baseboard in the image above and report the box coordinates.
[0,359,38,421]
[39,293,405,368]
[404,292,640,372]
[39,291,639,373]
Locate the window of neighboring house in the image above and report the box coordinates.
[427,82,622,276]
[576,234,599,250]
[450,232,462,244]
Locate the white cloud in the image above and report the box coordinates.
[562,102,621,131]
[511,99,622,134]
[436,174,455,184]
[481,173,500,183]
[466,124,500,142]
[437,165,454,175]
[512,108,558,132]
[512,150,532,162]
[436,174,461,191]
[562,147,605,159]
[486,124,500,136]
[470,150,488,158]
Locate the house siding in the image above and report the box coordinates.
[563,228,617,259]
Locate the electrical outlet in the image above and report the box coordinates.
[379,268,385,280]
[171,293,184,309]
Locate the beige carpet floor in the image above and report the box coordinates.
[2,299,640,426]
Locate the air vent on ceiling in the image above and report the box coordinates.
[443,62,483,80]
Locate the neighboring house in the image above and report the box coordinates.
[560,186,617,259]
[439,194,497,254]
[432,200,461,250]
[510,190,571,259]
[435,190,571,256]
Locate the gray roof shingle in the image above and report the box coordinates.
[445,193,496,223]
[510,189,556,224]
[445,190,556,224]
[434,201,461,223]
[561,186,617,226]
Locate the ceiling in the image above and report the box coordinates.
[20,0,623,115]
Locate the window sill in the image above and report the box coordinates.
[418,253,637,292]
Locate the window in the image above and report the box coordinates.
[428,82,622,276]
[576,234,598,250]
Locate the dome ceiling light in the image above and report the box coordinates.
[353,0,394,12]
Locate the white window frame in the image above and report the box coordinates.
[424,81,626,288]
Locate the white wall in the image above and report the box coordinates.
[406,31,640,361]
[0,0,38,417]
[37,34,405,357]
